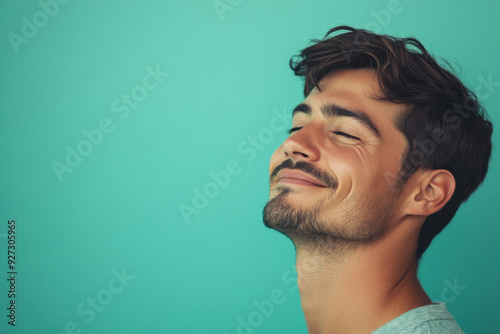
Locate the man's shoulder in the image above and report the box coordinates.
[371,302,465,334]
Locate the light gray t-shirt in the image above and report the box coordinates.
[371,302,465,333]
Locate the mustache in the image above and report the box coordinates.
[270,159,338,189]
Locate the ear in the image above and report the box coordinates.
[405,170,456,217]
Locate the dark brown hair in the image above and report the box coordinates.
[290,26,493,259]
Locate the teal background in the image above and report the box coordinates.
[1,0,499,333]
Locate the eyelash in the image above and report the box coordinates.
[287,127,360,140]
[287,127,302,134]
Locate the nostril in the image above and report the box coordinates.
[294,151,309,158]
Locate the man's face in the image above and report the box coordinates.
[263,69,409,245]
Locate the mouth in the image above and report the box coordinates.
[276,170,327,187]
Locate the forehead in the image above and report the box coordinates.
[301,69,403,135]
[305,69,383,105]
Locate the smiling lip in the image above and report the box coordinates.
[276,170,327,187]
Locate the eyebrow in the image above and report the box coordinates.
[292,102,381,138]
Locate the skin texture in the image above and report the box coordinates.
[263,69,455,333]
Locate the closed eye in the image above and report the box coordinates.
[288,128,360,141]
[333,131,360,140]
[287,127,302,134]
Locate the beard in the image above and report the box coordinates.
[262,160,399,253]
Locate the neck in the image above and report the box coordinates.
[291,220,432,334]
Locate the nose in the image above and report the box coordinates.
[282,123,321,162]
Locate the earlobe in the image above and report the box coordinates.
[413,170,455,216]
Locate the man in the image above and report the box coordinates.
[262,26,493,333]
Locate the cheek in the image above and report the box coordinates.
[324,146,359,177]
[322,147,366,201]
